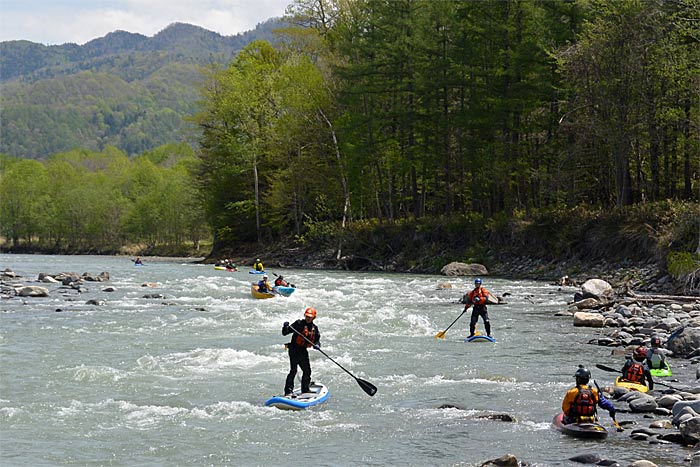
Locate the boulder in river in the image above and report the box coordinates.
[573,311,605,327]
[441,262,488,276]
[667,327,700,358]
[581,278,614,301]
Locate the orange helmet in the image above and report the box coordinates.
[304,307,317,319]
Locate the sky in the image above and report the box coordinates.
[0,0,292,45]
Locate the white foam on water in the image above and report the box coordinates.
[69,364,129,382]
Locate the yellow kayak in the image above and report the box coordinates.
[251,284,275,299]
[615,376,648,393]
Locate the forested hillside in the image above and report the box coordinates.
[195,0,698,281]
[0,20,282,158]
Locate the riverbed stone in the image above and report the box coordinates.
[649,419,673,429]
[479,454,518,466]
[658,394,682,408]
[569,453,601,463]
[17,286,49,297]
[574,312,605,327]
[680,417,700,444]
[625,461,658,467]
[667,327,700,357]
[629,395,657,412]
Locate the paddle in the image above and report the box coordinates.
[286,325,377,397]
[435,309,466,339]
[595,364,682,391]
[594,380,623,432]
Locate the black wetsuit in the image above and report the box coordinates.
[282,319,320,395]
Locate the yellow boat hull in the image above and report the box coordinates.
[615,376,648,393]
[251,284,275,299]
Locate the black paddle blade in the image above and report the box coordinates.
[595,364,621,374]
[357,378,377,396]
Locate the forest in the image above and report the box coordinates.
[1,0,699,280]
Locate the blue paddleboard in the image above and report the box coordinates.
[249,270,266,274]
[465,334,496,343]
[264,383,329,410]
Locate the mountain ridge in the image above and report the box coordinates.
[0,19,283,158]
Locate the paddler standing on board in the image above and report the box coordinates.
[282,308,321,397]
[464,278,492,338]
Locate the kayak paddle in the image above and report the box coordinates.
[596,364,682,391]
[435,310,466,339]
[595,380,623,432]
[287,325,377,397]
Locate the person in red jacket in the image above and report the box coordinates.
[282,307,321,396]
[464,278,492,338]
[621,347,654,390]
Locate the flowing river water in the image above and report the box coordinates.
[0,254,693,466]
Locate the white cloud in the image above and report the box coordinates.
[0,0,290,45]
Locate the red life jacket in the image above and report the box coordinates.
[468,287,490,306]
[294,324,317,348]
[571,386,596,418]
[624,362,645,383]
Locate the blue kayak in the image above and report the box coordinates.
[249,270,265,274]
[465,334,496,343]
[273,286,295,297]
[264,383,329,410]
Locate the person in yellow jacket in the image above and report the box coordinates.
[253,258,264,271]
[562,365,615,424]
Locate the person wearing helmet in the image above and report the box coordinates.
[282,307,321,396]
[464,277,493,338]
[646,336,668,371]
[562,365,615,424]
[253,258,264,272]
[620,347,654,390]
[257,274,272,293]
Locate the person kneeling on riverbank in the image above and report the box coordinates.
[562,365,615,424]
[621,347,654,390]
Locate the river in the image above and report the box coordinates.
[0,254,691,466]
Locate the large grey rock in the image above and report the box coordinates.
[17,286,49,297]
[572,298,600,309]
[581,278,614,301]
[441,262,488,276]
[573,312,605,327]
[667,327,700,357]
[657,394,682,409]
[680,417,700,444]
[629,395,658,413]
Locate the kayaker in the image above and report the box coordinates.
[253,258,264,271]
[257,274,272,293]
[282,307,321,396]
[464,277,492,338]
[562,365,615,424]
[620,347,654,390]
[646,336,668,371]
[132,256,143,265]
[274,275,295,288]
[274,275,288,287]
